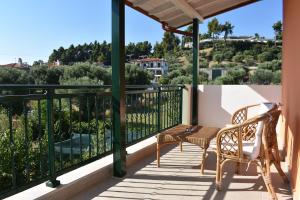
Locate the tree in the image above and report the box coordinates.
[182,25,193,48]
[272,21,283,41]
[257,52,274,62]
[221,21,234,43]
[208,18,222,39]
[161,32,180,55]
[254,33,260,39]
[214,75,235,85]
[250,69,273,84]
[125,64,153,85]
[213,53,224,64]
[153,42,164,58]
[30,65,48,84]
[272,70,281,84]
[232,53,244,63]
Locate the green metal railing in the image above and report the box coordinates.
[0,85,183,198]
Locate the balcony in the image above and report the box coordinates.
[1,84,292,200]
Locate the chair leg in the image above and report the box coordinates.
[216,155,222,191]
[235,162,241,175]
[157,143,160,167]
[272,147,289,183]
[180,142,183,152]
[264,157,278,200]
[271,154,289,184]
[200,148,207,175]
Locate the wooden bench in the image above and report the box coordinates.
[157,124,220,174]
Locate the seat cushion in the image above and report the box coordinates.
[245,102,276,160]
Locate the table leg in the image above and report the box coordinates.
[200,148,207,175]
[157,143,160,167]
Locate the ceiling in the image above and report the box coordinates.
[125,0,259,29]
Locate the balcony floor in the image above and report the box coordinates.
[73,142,292,200]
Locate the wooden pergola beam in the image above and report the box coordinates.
[172,0,204,22]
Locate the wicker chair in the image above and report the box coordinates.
[215,106,289,200]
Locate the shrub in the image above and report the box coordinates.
[214,75,235,85]
[170,76,192,85]
[257,60,281,71]
[211,63,227,68]
[232,54,244,63]
[225,67,246,84]
[250,69,273,84]
[272,70,281,84]
[223,50,234,61]
[199,59,209,68]
[213,53,224,63]
[244,55,255,66]
[257,52,274,62]
[198,72,209,84]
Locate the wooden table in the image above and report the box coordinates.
[157,125,220,174]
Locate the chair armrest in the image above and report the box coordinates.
[216,124,243,158]
[217,114,267,159]
[231,104,260,125]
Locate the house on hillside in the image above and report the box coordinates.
[184,36,274,48]
[0,58,30,70]
[133,58,168,83]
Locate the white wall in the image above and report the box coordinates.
[181,85,281,128]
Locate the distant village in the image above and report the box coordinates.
[0,35,278,83]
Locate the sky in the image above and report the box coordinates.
[0,0,282,65]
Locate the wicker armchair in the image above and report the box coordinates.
[215,107,289,200]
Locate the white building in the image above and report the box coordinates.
[134,58,168,83]
[200,68,227,80]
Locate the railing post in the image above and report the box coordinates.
[192,18,199,125]
[46,89,60,188]
[112,0,126,177]
[157,86,161,132]
[179,86,183,124]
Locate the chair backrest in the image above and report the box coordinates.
[231,103,278,125]
[241,103,278,160]
[262,109,281,150]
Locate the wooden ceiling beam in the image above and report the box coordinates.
[132,0,152,7]
[172,0,204,22]
[148,2,174,15]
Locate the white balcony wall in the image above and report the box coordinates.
[182,85,281,128]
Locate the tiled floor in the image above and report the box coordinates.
[73,142,292,200]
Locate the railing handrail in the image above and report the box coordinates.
[0,84,184,198]
[0,84,184,90]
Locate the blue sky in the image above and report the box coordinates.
[0,0,282,64]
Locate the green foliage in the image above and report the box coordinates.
[161,32,180,55]
[208,18,222,39]
[153,42,164,58]
[257,51,275,62]
[221,21,234,42]
[0,67,30,84]
[272,70,281,84]
[232,53,244,63]
[199,59,209,68]
[244,55,255,66]
[250,69,274,84]
[226,67,246,84]
[223,50,234,61]
[257,60,281,71]
[125,64,153,85]
[170,76,192,85]
[126,41,152,59]
[214,75,235,85]
[273,21,282,41]
[213,53,224,63]
[199,72,209,84]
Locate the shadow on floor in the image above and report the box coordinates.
[72,143,292,200]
